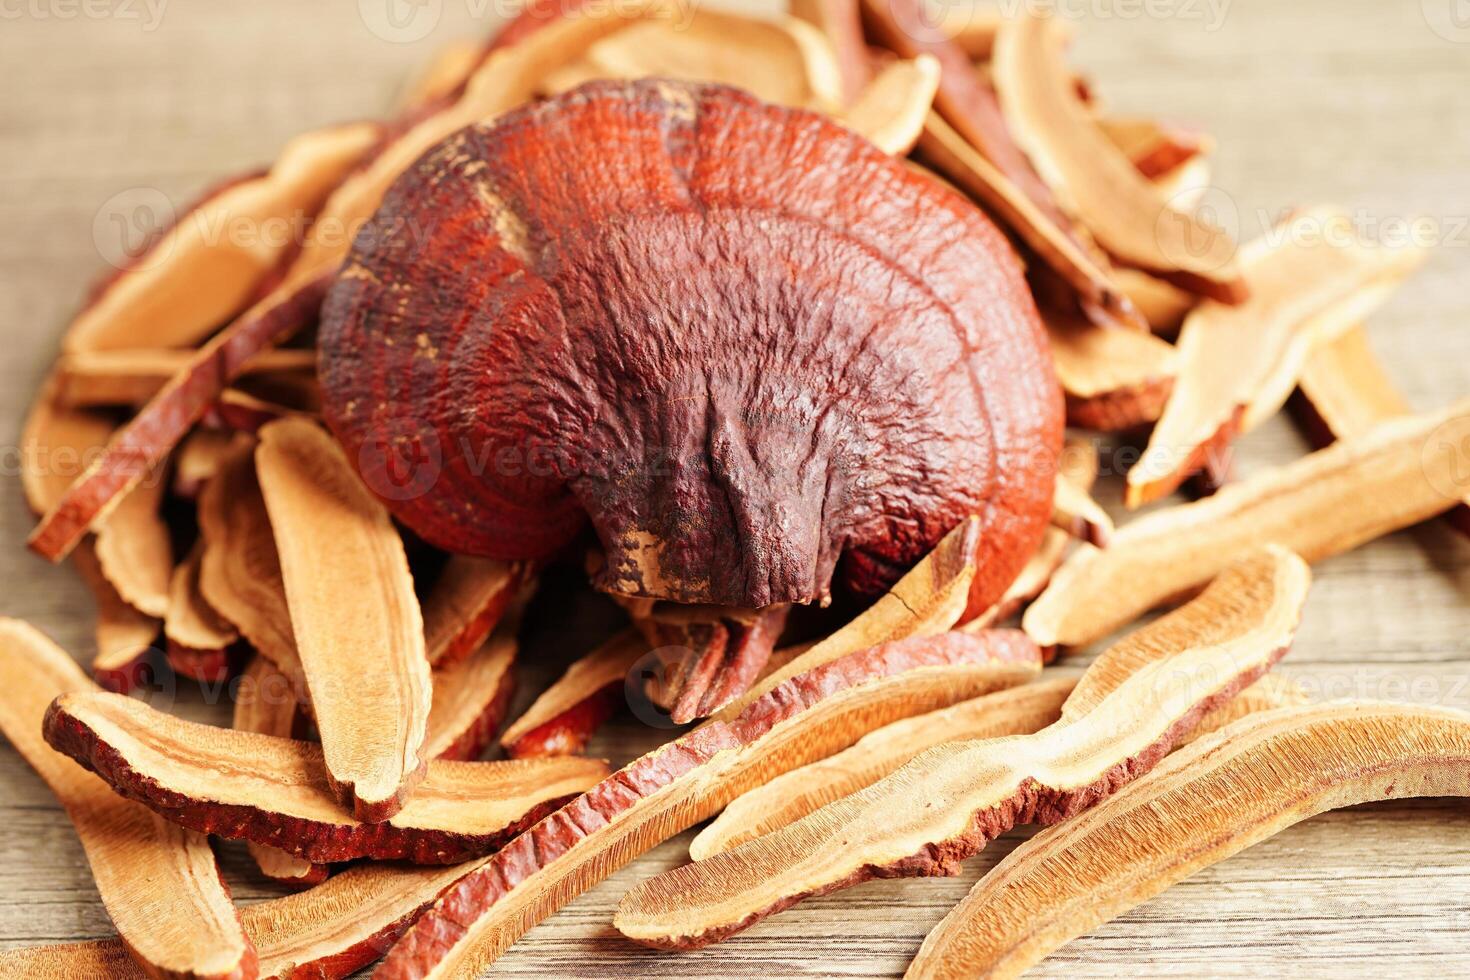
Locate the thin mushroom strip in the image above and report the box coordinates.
[613,547,1309,949]
[691,672,1310,860]
[374,629,1043,979]
[0,620,255,980]
[500,628,649,759]
[1025,397,1470,650]
[43,691,610,865]
[906,701,1470,980]
[256,418,431,822]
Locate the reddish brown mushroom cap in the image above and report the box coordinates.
[320,80,1062,610]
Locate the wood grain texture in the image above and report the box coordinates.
[0,1,1466,977]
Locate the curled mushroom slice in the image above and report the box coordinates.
[632,603,791,724]
[374,629,1042,979]
[790,0,871,103]
[43,691,610,865]
[539,8,845,113]
[28,0,671,564]
[1026,397,1470,650]
[423,631,518,762]
[0,620,255,980]
[612,547,1310,948]
[841,54,942,155]
[53,348,317,409]
[319,80,1061,613]
[64,122,379,354]
[234,656,327,889]
[501,629,648,759]
[1051,435,1112,546]
[961,528,1070,632]
[397,37,485,110]
[1296,327,1470,537]
[256,418,431,823]
[993,12,1244,302]
[1098,115,1213,181]
[1046,307,1178,431]
[70,542,160,693]
[163,543,241,683]
[1112,267,1196,337]
[906,700,1470,980]
[421,555,525,669]
[1127,207,1425,507]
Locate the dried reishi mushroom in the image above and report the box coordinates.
[1127,208,1424,507]
[27,1,663,563]
[790,0,871,103]
[1112,266,1196,337]
[961,526,1070,632]
[70,541,160,692]
[500,628,649,759]
[613,547,1309,948]
[907,700,1470,980]
[233,656,327,888]
[397,36,485,110]
[0,620,255,980]
[42,690,610,866]
[632,603,791,724]
[53,348,317,409]
[1098,115,1212,181]
[1051,435,1112,546]
[539,9,844,114]
[423,631,518,762]
[691,671,1310,861]
[917,112,1142,332]
[1296,326,1470,536]
[993,12,1245,302]
[63,122,379,354]
[1026,397,1470,650]
[840,54,942,155]
[198,442,304,692]
[256,417,432,822]
[421,555,524,668]
[690,675,1078,861]
[0,858,484,980]
[1047,307,1178,431]
[319,80,1061,614]
[374,629,1041,979]
[163,543,241,683]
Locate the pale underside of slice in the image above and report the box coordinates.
[906,701,1470,980]
[1026,398,1470,650]
[499,628,648,759]
[613,547,1310,948]
[424,632,518,762]
[0,619,254,980]
[1127,207,1425,506]
[421,555,523,669]
[1046,308,1178,431]
[255,418,432,822]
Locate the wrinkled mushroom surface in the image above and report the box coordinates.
[321,80,1062,611]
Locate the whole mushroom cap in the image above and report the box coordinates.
[320,79,1063,613]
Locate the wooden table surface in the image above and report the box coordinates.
[2,1,1468,977]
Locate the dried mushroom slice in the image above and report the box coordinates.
[256,418,432,823]
[1026,398,1470,650]
[319,80,1062,614]
[840,55,942,155]
[64,121,379,354]
[53,348,316,408]
[1127,207,1424,507]
[613,548,1310,949]
[163,543,240,683]
[539,9,845,113]
[0,620,255,980]
[421,555,523,668]
[43,691,609,866]
[500,629,649,759]
[790,0,871,103]
[993,12,1244,301]
[423,632,518,762]
[908,701,1470,980]
[1047,307,1178,431]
